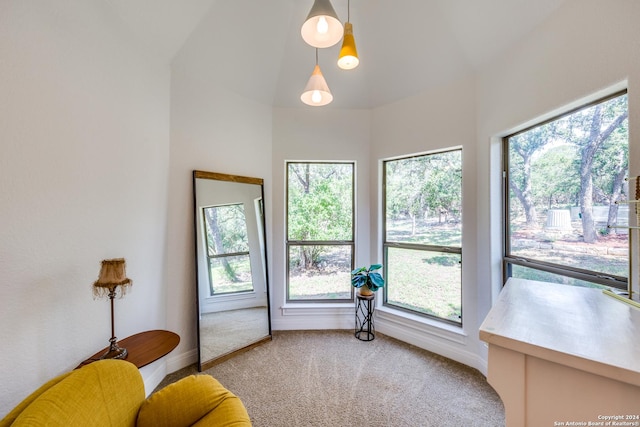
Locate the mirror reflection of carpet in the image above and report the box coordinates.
[200,307,270,361]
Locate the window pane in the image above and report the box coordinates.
[507,93,629,283]
[208,254,253,295]
[203,204,249,255]
[288,245,352,300]
[386,247,461,324]
[286,162,355,303]
[385,151,462,246]
[287,163,353,241]
[509,264,616,291]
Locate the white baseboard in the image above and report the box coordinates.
[272,304,353,330]
[271,306,489,375]
[167,306,489,380]
[139,348,198,394]
[165,348,197,373]
[376,315,487,374]
[139,360,169,396]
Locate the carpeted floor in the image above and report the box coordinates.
[155,330,505,427]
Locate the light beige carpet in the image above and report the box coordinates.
[156,330,505,427]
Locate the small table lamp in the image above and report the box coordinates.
[93,258,132,359]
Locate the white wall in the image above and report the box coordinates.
[0,1,170,417]
[475,0,640,369]
[3,0,639,417]
[362,0,640,375]
[271,107,371,330]
[167,0,640,379]
[369,75,482,370]
[165,5,275,371]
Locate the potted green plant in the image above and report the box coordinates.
[351,264,385,296]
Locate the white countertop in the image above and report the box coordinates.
[479,278,640,386]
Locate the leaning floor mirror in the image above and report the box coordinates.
[193,170,272,371]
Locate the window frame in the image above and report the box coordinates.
[502,90,629,291]
[201,203,254,296]
[285,161,356,303]
[382,148,463,326]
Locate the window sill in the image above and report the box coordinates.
[206,291,257,302]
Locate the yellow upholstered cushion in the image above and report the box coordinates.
[8,360,144,427]
[0,371,73,427]
[192,397,253,427]
[137,374,251,427]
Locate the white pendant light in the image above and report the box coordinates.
[301,0,343,48]
[301,49,333,106]
[338,0,359,70]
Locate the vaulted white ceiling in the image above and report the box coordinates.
[106,0,567,109]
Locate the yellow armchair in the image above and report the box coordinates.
[1,360,251,427]
[138,373,251,427]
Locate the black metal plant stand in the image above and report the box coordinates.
[355,293,375,341]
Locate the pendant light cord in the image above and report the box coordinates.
[347,0,350,22]
[315,47,318,65]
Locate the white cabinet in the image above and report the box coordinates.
[480,278,640,426]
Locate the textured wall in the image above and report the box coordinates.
[165,3,275,370]
[475,0,640,370]
[0,1,170,417]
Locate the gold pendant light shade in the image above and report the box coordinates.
[301,64,333,106]
[337,22,359,70]
[301,0,343,48]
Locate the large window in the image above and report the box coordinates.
[202,203,254,295]
[286,162,355,301]
[383,149,462,325]
[504,91,629,291]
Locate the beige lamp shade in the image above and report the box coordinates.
[301,0,343,48]
[92,258,132,360]
[301,64,333,106]
[93,258,132,297]
[338,22,359,70]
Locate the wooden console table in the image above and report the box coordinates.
[79,330,180,369]
[480,278,640,426]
